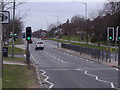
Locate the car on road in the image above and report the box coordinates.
[35,41,44,50]
[28,39,33,44]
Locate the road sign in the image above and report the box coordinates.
[0,11,10,24]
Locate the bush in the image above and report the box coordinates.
[91,38,98,43]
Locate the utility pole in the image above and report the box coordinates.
[0,1,3,89]
[12,0,15,58]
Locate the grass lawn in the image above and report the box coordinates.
[0,78,1,89]
[61,36,91,42]
[49,38,116,52]
[9,38,24,45]
[3,65,40,88]
[8,47,25,55]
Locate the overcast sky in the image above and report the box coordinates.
[16,1,106,31]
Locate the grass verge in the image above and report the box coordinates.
[49,38,116,52]
[8,47,25,55]
[3,64,40,88]
[9,38,24,45]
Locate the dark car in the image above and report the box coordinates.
[28,40,33,44]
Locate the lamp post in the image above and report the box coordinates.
[12,0,15,58]
[49,15,60,47]
[0,1,3,89]
[73,1,88,44]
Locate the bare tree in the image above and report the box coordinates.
[100,1,120,16]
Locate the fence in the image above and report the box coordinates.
[61,43,117,63]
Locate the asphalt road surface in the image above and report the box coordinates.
[29,38,119,89]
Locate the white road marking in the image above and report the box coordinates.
[30,54,42,86]
[64,52,66,54]
[40,70,54,88]
[77,69,115,88]
[86,60,89,61]
[115,68,119,71]
[63,62,68,63]
[61,60,64,62]
[67,54,69,55]
[24,54,26,57]
[84,71,115,88]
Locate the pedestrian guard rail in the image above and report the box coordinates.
[61,43,117,62]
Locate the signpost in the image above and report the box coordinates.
[0,2,10,90]
[0,11,10,24]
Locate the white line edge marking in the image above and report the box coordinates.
[24,54,26,57]
[115,68,119,71]
[30,54,42,86]
[61,60,63,62]
[77,69,115,88]
[40,70,54,88]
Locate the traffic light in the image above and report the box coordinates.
[26,27,32,41]
[116,26,120,41]
[107,27,114,41]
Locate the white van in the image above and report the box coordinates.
[35,41,44,50]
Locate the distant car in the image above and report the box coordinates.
[35,41,44,50]
[41,37,47,40]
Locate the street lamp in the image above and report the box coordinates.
[72,1,88,44]
[49,15,60,47]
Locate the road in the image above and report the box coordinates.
[29,38,119,88]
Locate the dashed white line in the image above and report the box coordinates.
[115,68,119,71]
[61,60,63,62]
[67,54,69,55]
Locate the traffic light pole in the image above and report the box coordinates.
[0,1,3,89]
[26,41,30,69]
[12,1,15,58]
[118,40,120,66]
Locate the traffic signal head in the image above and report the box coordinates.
[107,27,114,41]
[117,26,120,40]
[26,27,31,41]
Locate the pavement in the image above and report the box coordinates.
[3,60,27,65]
[3,44,26,66]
